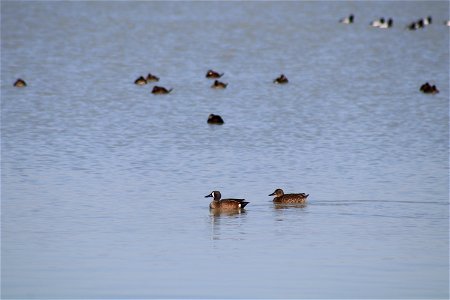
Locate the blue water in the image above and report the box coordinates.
[2,1,449,298]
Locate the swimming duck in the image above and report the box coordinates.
[211,80,228,89]
[13,78,27,87]
[207,114,224,125]
[151,86,173,94]
[134,76,147,85]
[445,20,450,27]
[379,18,393,29]
[408,16,432,30]
[146,73,160,82]
[269,188,309,204]
[206,69,224,79]
[370,18,385,27]
[339,14,354,24]
[205,191,249,210]
[273,74,288,84]
[420,82,439,94]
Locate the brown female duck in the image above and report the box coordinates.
[211,80,228,89]
[206,69,224,79]
[146,73,160,82]
[134,76,147,85]
[269,188,309,204]
[151,86,173,94]
[14,78,27,87]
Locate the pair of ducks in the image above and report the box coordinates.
[205,189,309,210]
[206,69,228,89]
[340,14,393,28]
[208,69,289,86]
[420,82,439,94]
[407,16,432,30]
[370,18,393,29]
[135,73,173,94]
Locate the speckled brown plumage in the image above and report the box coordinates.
[269,188,308,204]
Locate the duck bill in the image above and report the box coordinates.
[268,192,275,196]
[205,194,213,198]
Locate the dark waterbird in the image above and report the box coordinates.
[207,114,224,125]
[13,78,27,87]
[211,80,228,89]
[206,69,224,79]
[151,86,173,94]
[420,82,439,94]
[146,73,160,82]
[273,74,288,84]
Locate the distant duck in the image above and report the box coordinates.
[151,86,173,94]
[134,76,147,85]
[445,20,450,26]
[379,18,393,29]
[146,73,160,82]
[211,80,228,89]
[370,18,385,27]
[205,191,249,210]
[408,16,432,30]
[207,114,224,125]
[339,14,354,24]
[420,82,439,94]
[407,21,420,30]
[206,69,224,79]
[13,78,27,87]
[269,188,309,204]
[273,74,289,84]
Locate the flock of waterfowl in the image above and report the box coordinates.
[10,12,445,214]
[339,13,448,30]
[130,69,291,124]
[339,13,443,95]
[205,188,309,211]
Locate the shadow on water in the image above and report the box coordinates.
[273,203,308,210]
[209,209,248,241]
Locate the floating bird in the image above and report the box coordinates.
[151,86,173,94]
[420,82,439,94]
[273,74,289,84]
[146,73,160,82]
[13,78,27,87]
[408,16,432,30]
[134,76,147,85]
[205,191,249,210]
[379,18,393,29]
[370,18,385,27]
[207,114,224,125]
[206,69,224,79]
[269,188,309,204]
[339,14,354,24]
[211,80,228,89]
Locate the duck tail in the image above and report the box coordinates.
[241,202,250,208]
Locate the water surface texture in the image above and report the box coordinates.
[2,1,449,299]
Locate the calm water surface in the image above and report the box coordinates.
[1,1,449,299]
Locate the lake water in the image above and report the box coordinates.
[1,1,449,299]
